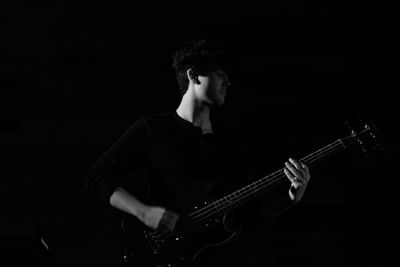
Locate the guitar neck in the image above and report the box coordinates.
[212,137,348,215]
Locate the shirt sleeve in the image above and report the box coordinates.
[84,116,150,204]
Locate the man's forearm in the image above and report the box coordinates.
[109,187,147,220]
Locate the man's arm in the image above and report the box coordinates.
[84,117,150,203]
[110,186,179,232]
[85,117,179,232]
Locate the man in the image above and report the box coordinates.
[85,39,311,266]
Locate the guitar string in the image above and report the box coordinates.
[152,140,343,241]
[199,131,369,224]
[154,128,370,239]
[183,140,343,222]
[152,140,344,241]
[152,127,372,240]
[152,140,343,242]
[204,139,345,218]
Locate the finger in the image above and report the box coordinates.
[289,158,306,176]
[164,210,179,223]
[165,210,179,218]
[285,161,301,178]
[296,161,310,183]
[161,211,179,230]
[286,165,308,187]
[300,162,310,179]
[289,167,307,184]
[159,220,173,231]
[163,215,178,227]
[295,174,307,185]
[165,218,178,231]
[166,220,177,231]
[158,217,173,232]
[287,159,309,184]
[157,220,168,232]
[284,168,298,185]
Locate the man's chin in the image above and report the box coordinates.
[206,96,225,107]
[212,99,224,107]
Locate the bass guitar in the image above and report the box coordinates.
[121,121,381,267]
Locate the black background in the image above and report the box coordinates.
[1,1,398,266]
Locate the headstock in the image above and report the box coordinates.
[344,118,383,156]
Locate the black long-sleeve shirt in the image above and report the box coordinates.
[85,111,294,225]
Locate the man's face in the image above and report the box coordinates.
[196,69,231,106]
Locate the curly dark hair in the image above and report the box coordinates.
[172,39,227,95]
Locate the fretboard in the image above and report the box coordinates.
[211,138,347,215]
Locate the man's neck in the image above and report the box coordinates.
[176,91,213,134]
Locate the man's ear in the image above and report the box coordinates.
[187,68,200,84]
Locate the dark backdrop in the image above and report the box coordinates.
[1,1,397,266]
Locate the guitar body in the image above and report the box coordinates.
[122,180,243,267]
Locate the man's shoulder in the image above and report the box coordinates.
[143,111,175,125]
[136,111,176,134]
[121,111,175,139]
